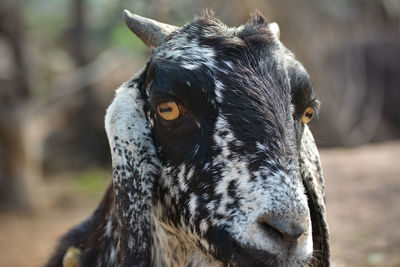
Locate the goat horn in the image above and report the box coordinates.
[123,9,178,48]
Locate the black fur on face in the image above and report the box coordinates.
[138,12,320,266]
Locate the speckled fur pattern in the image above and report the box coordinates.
[45,11,329,267]
[105,71,161,266]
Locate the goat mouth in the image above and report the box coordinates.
[228,241,278,267]
[224,242,308,267]
[209,227,309,267]
[209,228,278,267]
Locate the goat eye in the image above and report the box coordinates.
[301,107,314,124]
[157,101,182,121]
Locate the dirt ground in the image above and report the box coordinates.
[323,141,400,267]
[0,141,399,267]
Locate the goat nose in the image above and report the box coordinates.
[257,214,307,244]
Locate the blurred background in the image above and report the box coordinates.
[0,0,399,266]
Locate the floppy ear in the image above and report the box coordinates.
[299,125,330,266]
[105,67,160,266]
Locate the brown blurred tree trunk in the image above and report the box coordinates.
[64,0,104,162]
[0,0,126,210]
[0,1,32,209]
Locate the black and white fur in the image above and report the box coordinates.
[46,11,329,267]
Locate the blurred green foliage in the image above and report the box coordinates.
[70,168,110,195]
[110,23,147,53]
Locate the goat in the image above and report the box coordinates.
[46,9,330,267]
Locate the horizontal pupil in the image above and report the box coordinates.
[305,112,313,118]
[159,106,173,113]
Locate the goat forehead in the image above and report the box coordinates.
[153,25,289,92]
[153,38,290,105]
[154,30,216,70]
[154,22,269,71]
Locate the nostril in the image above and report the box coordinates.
[257,214,306,244]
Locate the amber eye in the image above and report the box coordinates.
[156,101,182,121]
[301,107,315,124]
